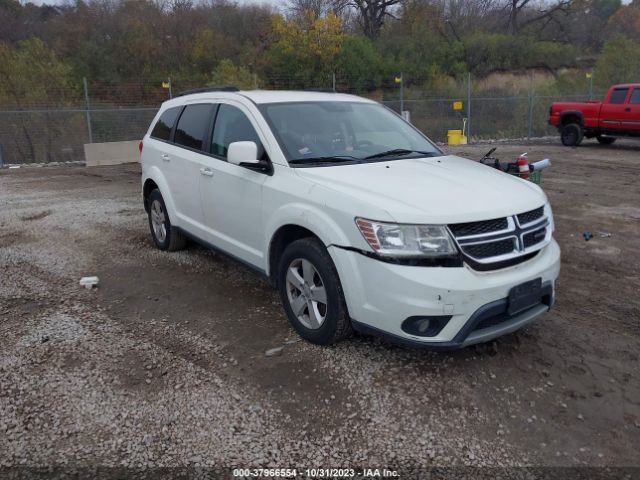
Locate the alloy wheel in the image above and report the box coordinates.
[150,199,167,243]
[285,258,328,329]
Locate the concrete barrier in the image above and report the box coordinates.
[84,140,140,167]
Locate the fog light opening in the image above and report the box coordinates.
[401,316,451,337]
[417,318,431,333]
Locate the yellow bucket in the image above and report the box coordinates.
[447,130,467,145]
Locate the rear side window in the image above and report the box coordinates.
[211,104,266,160]
[150,107,181,141]
[630,89,640,105]
[609,88,629,105]
[174,104,215,151]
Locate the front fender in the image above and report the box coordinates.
[263,202,358,276]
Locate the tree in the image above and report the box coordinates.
[0,39,77,163]
[335,35,385,91]
[287,0,349,18]
[0,38,75,107]
[595,34,640,86]
[208,59,256,89]
[505,0,571,34]
[348,0,402,39]
[263,11,344,88]
[605,5,640,43]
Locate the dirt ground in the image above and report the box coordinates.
[1,138,639,476]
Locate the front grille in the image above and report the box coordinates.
[463,238,515,259]
[448,205,550,270]
[523,227,546,248]
[517,206,544,225]
[449,217,508,237]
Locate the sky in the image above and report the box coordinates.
[20,0,633,8]
[23,0,287,6]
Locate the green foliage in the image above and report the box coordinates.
[261,12,344,89]
[595,34,640,87]
[0,38,76,106]
[208,60,256,90]
[0,0,635,101]
[464,34,578,76]
[335,36,385,91]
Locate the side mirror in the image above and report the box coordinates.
[227,141,259,166]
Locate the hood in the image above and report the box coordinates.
[295,155,547,224]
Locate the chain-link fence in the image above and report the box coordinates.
[0,76,605,165]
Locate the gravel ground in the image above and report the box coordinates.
[1,139,639,478]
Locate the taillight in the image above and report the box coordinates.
[138,141,143,154]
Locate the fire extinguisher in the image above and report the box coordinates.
[517,152,530,180]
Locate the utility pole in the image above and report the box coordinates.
[467,72,472,142]
[527,71,534,139]
[83,77,93,144]
[168,77,173,99]
[332,72,336,92]
[400,72,404,114]
[587,72,593,100]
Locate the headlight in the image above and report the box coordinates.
[543,202,555,233]
[355,218,457,258]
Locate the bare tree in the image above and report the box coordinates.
[347,0,403,38]
[437,0,500,32]
[287,0,349,18]
[505,0,571,34]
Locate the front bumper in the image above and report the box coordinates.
[328,239,561,349]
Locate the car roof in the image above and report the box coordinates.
[161,90,376,109]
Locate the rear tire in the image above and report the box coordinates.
[277,237,352,345]
[147,189,187,251]
[596,135,616,145]
[561,123,583,147]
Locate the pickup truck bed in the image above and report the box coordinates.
[549,84,640,146]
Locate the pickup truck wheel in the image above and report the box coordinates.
[278,238,352,345]
[147,189,187,251]
[596,135,616,145]
[561,123,583,146]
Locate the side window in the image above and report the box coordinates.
[174,104,215,151]
[211,104,266,160]
[630,89,640,105]
[609,88,629,105]
[150,107,181,141]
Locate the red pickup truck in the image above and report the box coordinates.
[548,84,640,146]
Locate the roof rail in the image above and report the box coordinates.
[175,86,239,97]
[304,88,337,93]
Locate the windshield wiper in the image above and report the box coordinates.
[289,155,359,165]
[364,149,438,160]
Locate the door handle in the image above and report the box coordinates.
[625,107,631,112]
[200,168,214,177]
[161,154,170,162]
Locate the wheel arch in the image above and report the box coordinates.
[560,111,584,127]
[265,205,355,284]
[268,225,321,286]
[142,167,177,222]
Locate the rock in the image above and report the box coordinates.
[265,347,284,357]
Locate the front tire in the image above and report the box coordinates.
[561,123,583,147]
[596,135,616,145]
[277,238,352,345]
[147,189,187,251]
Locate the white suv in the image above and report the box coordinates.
[140,88,560,349]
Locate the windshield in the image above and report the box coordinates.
[259,101,442,166]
